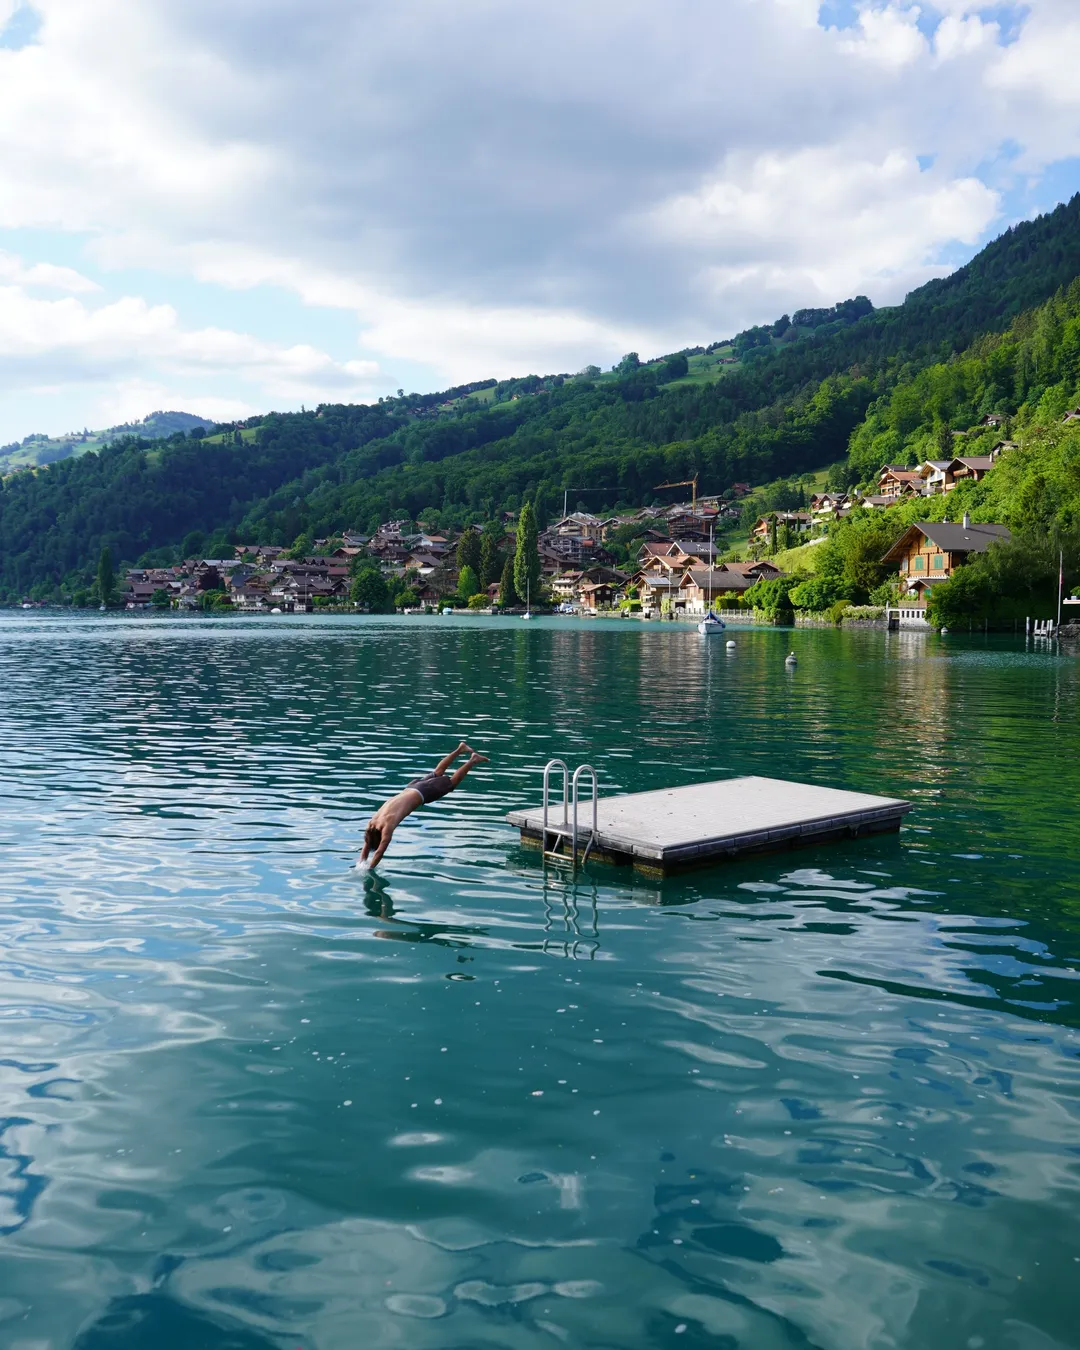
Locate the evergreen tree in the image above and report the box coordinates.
[96,545,116,606]
[479,531,502,586]
[513,500,541,605]
[456,529,481,572]
[499,555,518,607]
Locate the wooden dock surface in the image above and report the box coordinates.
[508,775,912,874]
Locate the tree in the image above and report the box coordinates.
[789,576,851,611]
[150,588,170,609]
[744,574,804,622]
[457,564,480,602]
[479,531,502,586]
[456,530,481,573]
[351,566,390,611]
[287,529,315,561]
[467,593,488,610]
[513,500,541,606]
[96,546,116,607]
[616,352,641,374]
[664,353,689,380]
[499,555,518,607]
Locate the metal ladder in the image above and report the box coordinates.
[541,759,598,871]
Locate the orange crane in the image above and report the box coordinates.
[654,475,699,513]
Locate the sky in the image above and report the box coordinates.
[1,0,1079,444]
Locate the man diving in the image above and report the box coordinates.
[359,741,489,869]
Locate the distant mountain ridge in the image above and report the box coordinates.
[0,410,216,475]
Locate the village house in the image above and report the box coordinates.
[1062,408,1080,424]
[749,511,812,544]
[810,491,850,521]
[551,512,604,539]
[540,531,605,566]
[550,571,584,602]
[578,581,618,611]
[915,460,954,494]
[877,465,922,499]
[677,567,753,611]
[635,573,682,613]
[947,455,995,487]
[916,456,995,494]
[881,514,1011,625]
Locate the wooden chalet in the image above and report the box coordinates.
[750,511,811,543]
[881,515,1011,609]
[579,581,618,611]
[877,465,922,499]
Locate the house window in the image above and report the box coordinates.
[933,555,944,570]
[913,555,925,571]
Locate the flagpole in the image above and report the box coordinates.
[1058,548,1064,631]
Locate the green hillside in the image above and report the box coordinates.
[0,410,216,475]
[3,194,1080,602]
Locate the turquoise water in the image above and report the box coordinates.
[0,613,1078,1350]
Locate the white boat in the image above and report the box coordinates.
[697,523,724,634]
[522,579,532,619]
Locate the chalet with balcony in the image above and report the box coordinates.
[810,491,849,520]
[881,514,1011,626]
[878,465,922,499]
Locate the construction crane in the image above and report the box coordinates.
[654,475,699,514]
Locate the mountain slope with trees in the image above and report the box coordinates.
[3,194,1080,600]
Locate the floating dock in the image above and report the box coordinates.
[508,775,912,875]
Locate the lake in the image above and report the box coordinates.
[0,613,1078,1350]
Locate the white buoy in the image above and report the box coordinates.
[940,626,949,635]
[785,651,797,665]
[726,639,736,649]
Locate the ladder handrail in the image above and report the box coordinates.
[571,763,598,866]
[542,759,570,840]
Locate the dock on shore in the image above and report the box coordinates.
[508,775,912,875]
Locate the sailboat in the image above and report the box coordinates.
[522,577,532,620]
[697,522,725,634]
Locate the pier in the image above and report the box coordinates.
[508,774,912,875]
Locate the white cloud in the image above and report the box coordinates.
[0,0,1076,433]
[0,272,382,403]
[647,147,999,317]
[987,3,1080,110]
[933,12,1000,61]
[0,249,99,292]
[837,5,928,68]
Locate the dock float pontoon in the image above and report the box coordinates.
[508,772,912,876]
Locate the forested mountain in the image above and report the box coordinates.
[3,194,1080,599]
[0,410,215,475]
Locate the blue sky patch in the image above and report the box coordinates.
[0,4,41,51]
